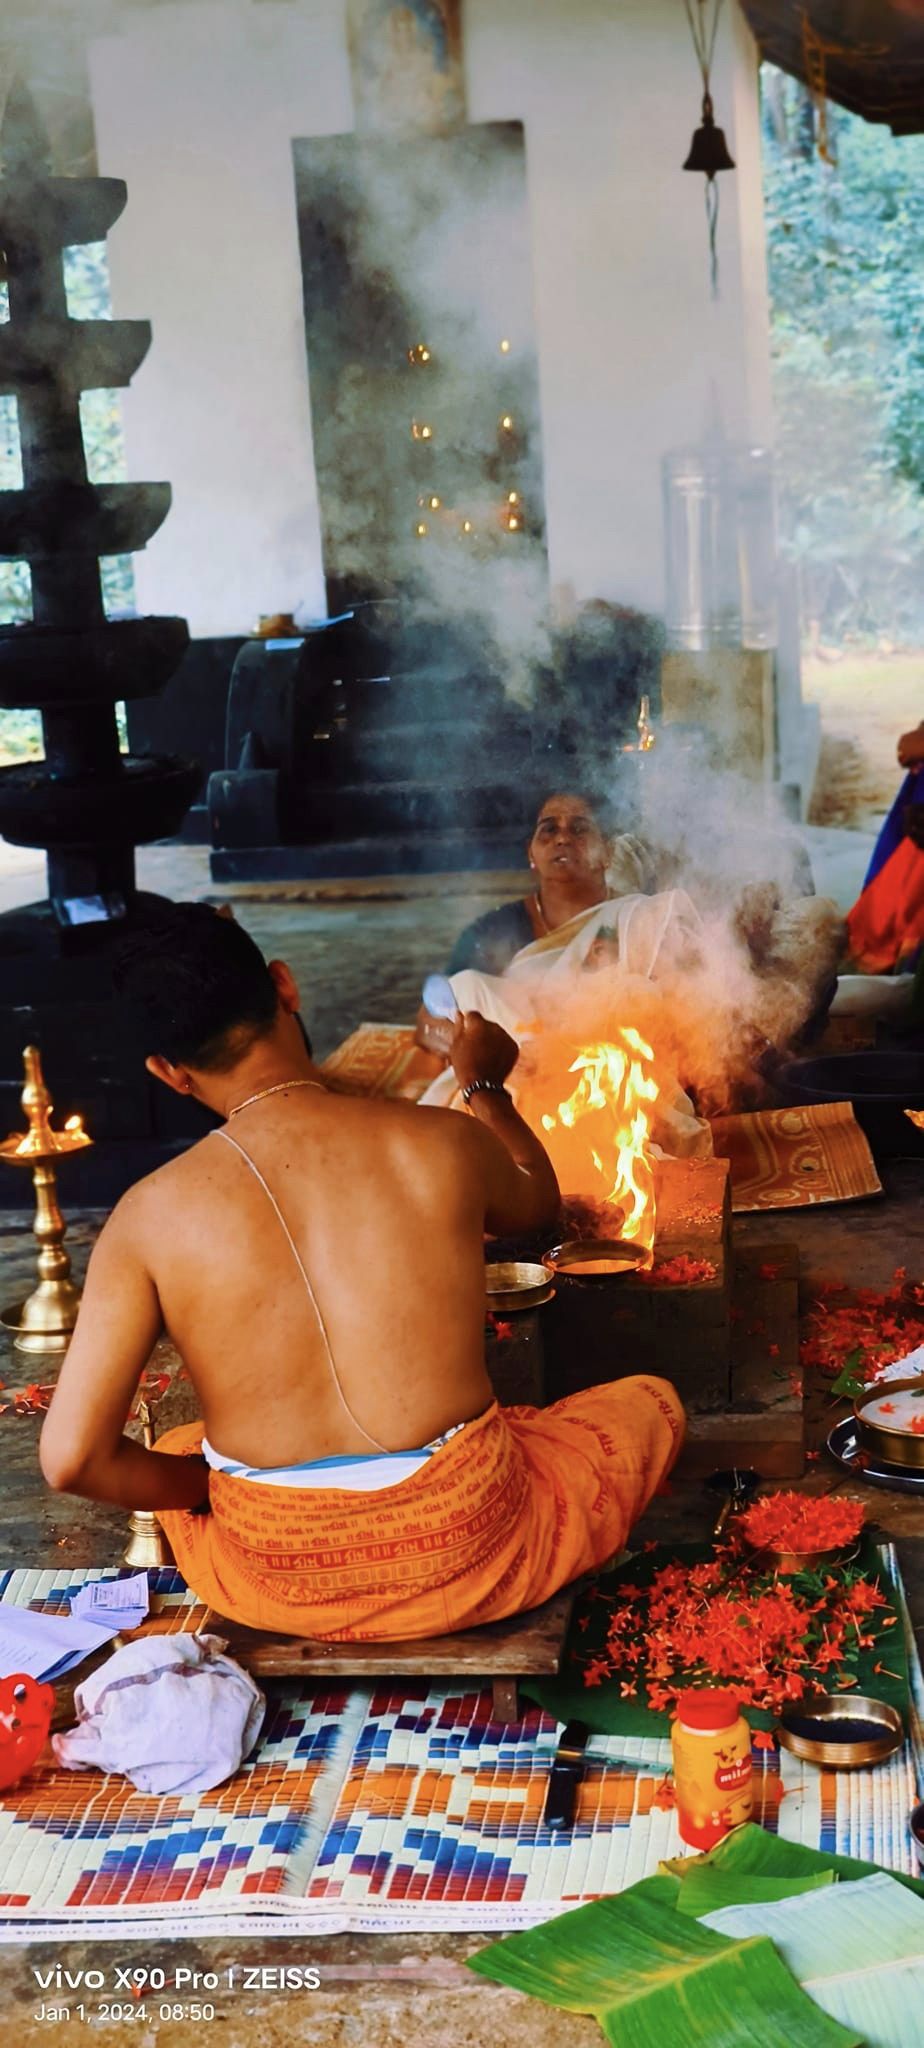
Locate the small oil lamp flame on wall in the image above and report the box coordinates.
[0,1046,91,1355]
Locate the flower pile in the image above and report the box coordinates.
[800,1270,924,1396]
[643,1255,717,1288]
[740,1492,866,1556]
[581,1542,897,1720]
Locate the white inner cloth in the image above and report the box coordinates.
[201,1420,467,1491]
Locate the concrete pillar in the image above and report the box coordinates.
[661,647,775,780]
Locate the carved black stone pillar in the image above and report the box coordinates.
[0,82,202,1198]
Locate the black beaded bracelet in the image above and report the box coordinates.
[460,1078,510,1106]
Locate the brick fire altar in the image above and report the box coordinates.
[487,1154,804,1479]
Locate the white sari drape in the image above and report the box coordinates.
[419,891,713,1159]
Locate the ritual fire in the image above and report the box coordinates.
[538,1028,660,1255]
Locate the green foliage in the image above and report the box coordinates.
[761,68,924,644]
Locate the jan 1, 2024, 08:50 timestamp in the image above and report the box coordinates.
[35,2003,218,2024]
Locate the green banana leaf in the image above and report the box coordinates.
[661,1820,924,1900]
[700,1871,924,2048]
[467,1875,860,2048]
[525,1538,910,1736]
[674,1865,835,1918]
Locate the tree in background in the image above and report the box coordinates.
[761,65,924,649]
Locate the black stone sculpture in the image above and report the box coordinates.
[0,82,202,1199]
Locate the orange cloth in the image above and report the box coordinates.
[156,1381,684,1641]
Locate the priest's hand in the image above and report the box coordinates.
[449,1011,519,1094]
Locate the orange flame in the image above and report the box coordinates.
[540,1029,659,1250]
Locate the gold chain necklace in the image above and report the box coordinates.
[532,891,549,934]
[227,1078,326,1119]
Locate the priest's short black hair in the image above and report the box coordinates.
[112,902,279,1070]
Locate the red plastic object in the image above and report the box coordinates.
[0,1672,54,1790]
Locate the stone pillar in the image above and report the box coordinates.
[660,647,776,780]
[346,0,465,134]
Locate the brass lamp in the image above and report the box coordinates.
[0,1046,91,1355]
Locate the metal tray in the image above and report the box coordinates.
[542,1238,646,1280]
[485,1262,554,1312]
[777,1690,903,1769]
[827,1415,924,1495]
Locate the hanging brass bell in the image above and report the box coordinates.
[683,94,735,177]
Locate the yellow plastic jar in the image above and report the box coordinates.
[671,1688,753,1850]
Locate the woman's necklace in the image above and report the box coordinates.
[532,891,549,935]
[227,1078,326,1119]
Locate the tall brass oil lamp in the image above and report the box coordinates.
[0,1046,91,1355]
[124,1399,172,1570]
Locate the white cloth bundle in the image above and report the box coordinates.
[52,1632,265,1796]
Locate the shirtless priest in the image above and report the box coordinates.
[40,905,684,1642]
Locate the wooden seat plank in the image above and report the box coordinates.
[202,1588,576,1722]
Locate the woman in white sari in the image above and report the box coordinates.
[420,887,715,1159]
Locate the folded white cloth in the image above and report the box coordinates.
[52,1632,265,1796]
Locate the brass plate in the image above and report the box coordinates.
[777,1691,903,1769]
[543,1238,646,1280]
[485,1262,554,1312]
[854,1375,924,1472]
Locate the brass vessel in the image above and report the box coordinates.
[854,1375,924,1472]
[543,1238,646,1280]
[0,1046,91,1355]
[485,1262,554,1312]
[777,1691,903,1769]
[124,1400,173,1570]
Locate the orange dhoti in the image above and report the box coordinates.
[156,1378,684,1641]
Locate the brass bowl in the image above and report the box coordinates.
[854,1375,924,1472]
[742,1536,860,1576]
[542,1238,646,1280]
[777,1691,903,1770]
[485,1262,554,1313]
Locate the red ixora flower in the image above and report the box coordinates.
[800,1278,924,1385]
[740,1492,865,1555]
[644,1255,717,1288]
[579,1525,892,1721]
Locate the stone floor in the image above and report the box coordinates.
[0,830,920,2047]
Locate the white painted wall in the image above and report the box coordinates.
[89,0,772,634]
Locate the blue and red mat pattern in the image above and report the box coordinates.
[0,1561,921,1939]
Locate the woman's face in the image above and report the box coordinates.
[529,795,608,889]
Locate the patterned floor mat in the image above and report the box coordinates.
[0,1564,920,1940]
